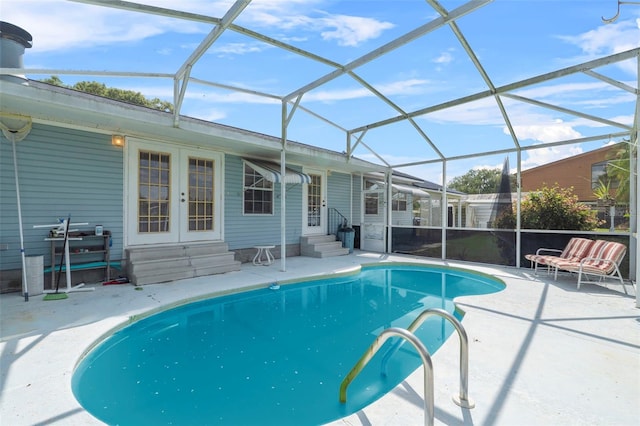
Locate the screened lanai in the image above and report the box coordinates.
[1,0,638,304]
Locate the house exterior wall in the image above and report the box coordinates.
[327,171,352,230]
[391,193,414,226]
[223,155,304,249]
[351,175,362,227]
[0,124,364,274]
[521,145,617,202]
[0,123,124,271]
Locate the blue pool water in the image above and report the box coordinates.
[72,263,504,425]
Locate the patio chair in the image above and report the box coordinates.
[524,237,594,276]
[550,241,628,293]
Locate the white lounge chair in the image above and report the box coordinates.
[524,237,594,276]
[549,241,628,293]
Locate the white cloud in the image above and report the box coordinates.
[189,91,279,105]
[426,98,504,126]
[304,78,429,102]
[521,145,584,170]
[189,108,227,122]
[377,78,431,96]
[510,122,582,144]
[557,17,640,75]
[514,81,636,111]
[318,14,395,47]
[433,50,453,65]
[1,0,205,53]
[3,0,395,62]
[421,78,633,144]
[210,43,267,56]
[559,18,639,56]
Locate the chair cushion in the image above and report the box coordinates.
[525,253,551,265]
[555,241,626,275]
[560,237,595,262]
[525,237,594,267]
[581,242,626,273]
[549,239,603,270]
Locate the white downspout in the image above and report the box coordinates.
[280,101,287,272]
[386,169,392,253]
[516,150,522,268]
[442,161,447,260]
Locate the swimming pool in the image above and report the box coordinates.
[72,263,504,425]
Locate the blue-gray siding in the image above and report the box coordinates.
[0,124,361,274]
[0,123,124,270]
[327,171,352,224]
[351,175,362,226]
[224,155,304,249]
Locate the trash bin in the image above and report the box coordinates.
[337,227,355,253]
[25,255,44,296]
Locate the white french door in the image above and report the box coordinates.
[303,169,327,235]
[127,139,222,246]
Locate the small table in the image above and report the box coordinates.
[253,245,275,266]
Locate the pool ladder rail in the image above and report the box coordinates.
[338,308,473,426]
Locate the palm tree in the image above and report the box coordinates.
[605,139,635,203]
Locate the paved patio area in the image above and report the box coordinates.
[1,251,638,425]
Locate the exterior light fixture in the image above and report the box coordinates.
[111,135,125,147]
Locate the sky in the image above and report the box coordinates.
[2,0,639,183]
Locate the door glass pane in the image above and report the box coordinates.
[365,192,379,215]
[307,174,321,227]
[188,157,215,231]
[138,150,171,233]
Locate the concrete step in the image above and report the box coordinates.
[125,242,240,285]
[300,235,349,258]
[301,235,338,245]
[126,242,231,262]
[132,262,241,286]
[315,247,350,258]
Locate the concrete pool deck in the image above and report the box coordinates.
[1,251,638,425]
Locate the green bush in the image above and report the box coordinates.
[494,185,601,230]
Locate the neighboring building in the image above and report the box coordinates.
[521,143,624,202]
[461,193,519,229]
[520,143,629,231]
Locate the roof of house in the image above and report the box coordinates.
[1,79,386,175]
[364,169,466,196]
[521,143,624,174]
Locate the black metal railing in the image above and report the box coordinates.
[328,207,349,236]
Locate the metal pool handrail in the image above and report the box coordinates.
[339,327,435,426]
[380,308,474,409]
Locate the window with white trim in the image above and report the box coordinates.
[243,163,273,214]
[392,191,407,211]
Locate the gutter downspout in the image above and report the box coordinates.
[516,150,522,268]
[280,102,287,272]
[386,169,392,253]
[442,161,447,260]
[634,55,639,308]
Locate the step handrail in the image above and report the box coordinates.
[339,327,435,426]
[380,308,474,409]
[328,207,349,235]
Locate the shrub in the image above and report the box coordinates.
[494,185,601,230]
